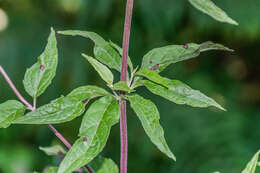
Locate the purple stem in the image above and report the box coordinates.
[120,0,134,173]
[0,65,93,173]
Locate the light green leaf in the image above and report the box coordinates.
[13,96,85,124]
[141,42,232,72]
[23,28,58,98]
[143,79,225,111]
[109,40,134,72]
[113,81,135,93]
[127,94,176,161]
[189,0,238,25]
[39,145,66,156]
[58,30,122,71]
[67,85,110,102]
[82,54,114,85]
[90,157,119,173]
[43,167,58,173]
[242,150,260,173]
[136,69,168,87]
[58,96,119,173]
[0,100,26,128]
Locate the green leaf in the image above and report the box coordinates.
[141,42,232,72]
[39,145,66,156]
[67,85,110,102]
[127,94,176,161]
[90,157,119,173]
[58,30,122,71]
[0,100,26,128]
[43,167,58,173]
[109,40,134,72]
[143,79,225,111]
[242,150,260,173]
[23,28,58,98]
[82,54,114,85]
[13,96,85,124]
[136,69,168,87]
[189,0,238,25]
[58,96,119,173]
[113,81,135,93]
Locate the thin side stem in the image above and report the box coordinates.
[120,0,134,173]
[0,65,93,173]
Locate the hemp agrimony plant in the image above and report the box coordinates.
[1,0,259,173]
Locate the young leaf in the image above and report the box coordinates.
[44,167,58,173]
[90,157,119,173]
[67,85,110,102]
[58,30,122,71]
[58,97,120,173]
[82,54,114,85]
[0,100,26,128]
[127,94,176,161]
[109,40,134,72]
[13,96,85,124]
[136,69,168,87]
[242,150,260,173]
[23,28,58,98]
[39,145,66,156]
[143,79,225,111]
[188,0,238,25]
[113,81,135,93]
[141,42,232,72]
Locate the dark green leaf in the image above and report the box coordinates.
[141,42,232,72]
[127,94,176,161]
[90,156,119,173]
[82,54,114,85]
[242,150,260,173]
[23,28,58,98]
[39,145,66,156]
[189,0,238,25]
[13,96,85,124]
[58,96,119,173]
[113,81,135,93]
[67,85,110,102]
[143,79,225,110]
[58,30,122,71]
[0,100,26,128]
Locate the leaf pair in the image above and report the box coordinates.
[58,96,120,173]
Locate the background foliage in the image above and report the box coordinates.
[0,0,259,172]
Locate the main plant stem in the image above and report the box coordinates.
[0,66,93,173]
[120,0,134,173]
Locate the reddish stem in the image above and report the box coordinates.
[120,0,134,173]
[0,65,93,173]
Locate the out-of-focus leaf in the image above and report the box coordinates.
[113,81,135,93]
[82,54,113,85]
[127,94,176,161]
[136,69,168,87]
[188,0,238,25]
[143,79,225,111]
[39,145,66,156]
[67,85,110,102]
[58,96,119,173]
[58,30,122,71]
[43,167,58,173]
[90,156,119,173]
[13,96,85,124]
[23,28,58,98]
[0,100,26,128]
[141,42,232,72]
[242,150,260,173]
[109,40,134,72]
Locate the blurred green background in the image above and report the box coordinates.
[0,0,260,173]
